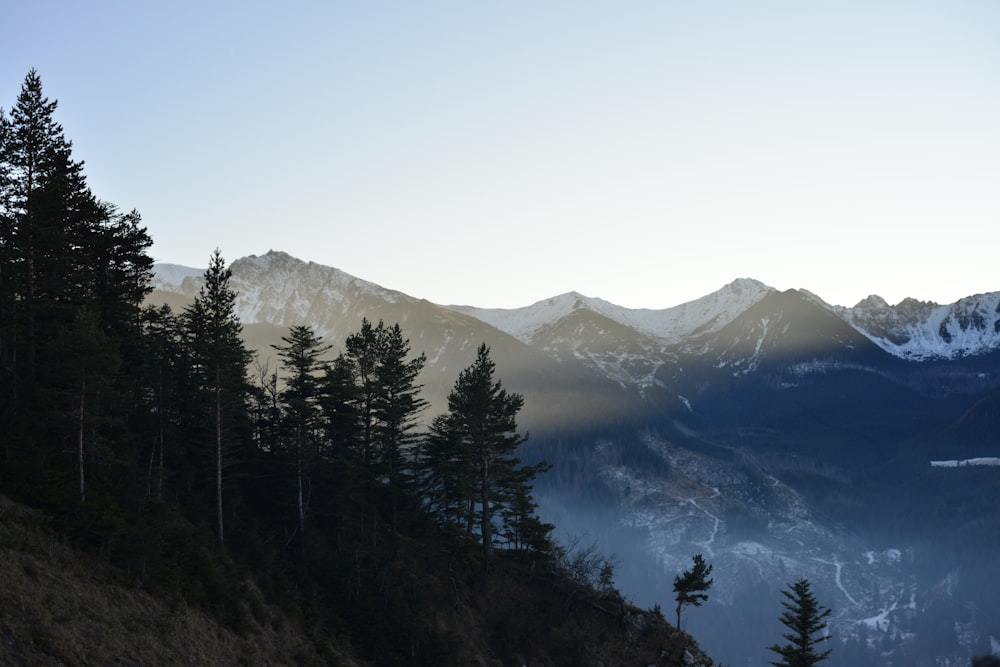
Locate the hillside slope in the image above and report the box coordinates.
[0,495,346,666]
[0,493,715,666]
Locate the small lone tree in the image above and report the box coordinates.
[769,578,832,667]
[673,553,714,629]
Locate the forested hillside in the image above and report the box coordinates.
[0,71,715,665]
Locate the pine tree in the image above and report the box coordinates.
[769,578,832,667]
[272,325,331,543]
[0,69,102,390]
[344,319,426,536]
[90,205,154,338]
[0,106,13,410]
[422,343,545,568]
[673,553,714,629]
[344,318,382,468]
[495,461,554,553]
[318,353,361,462]
[371,323,427,510]
[421,414,475,531]
[344,320,427,477]
[182,249,251,544]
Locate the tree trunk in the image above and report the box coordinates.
[78,369,85,503]
[297,426,305,539]
[216,373,224,545]
[479,448,493,568]
[157,366,164,501]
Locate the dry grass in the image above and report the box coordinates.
[0,495,358,666]
[0,493,714,666]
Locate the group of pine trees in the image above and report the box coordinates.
[0,69,552,589]
[1,69,155,508]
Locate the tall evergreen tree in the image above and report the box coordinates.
[182,249,251,544]
[423,343,544,568]
[0,69,102,390]
[371,323,427,512]
[344,319,426,536]
[272,325,332,543]
[318,353,361,462]
[344,318,382,468]
[344,319,427,479]
[769,578,832,667]
[0,105,12,411]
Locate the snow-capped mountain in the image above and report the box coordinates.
[153,251,406,337]
[448,277,775,345]
[669,288,886,378]
[840,292,1000,360]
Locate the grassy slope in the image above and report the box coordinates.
[0,494,351,666]
[0,493,714,666]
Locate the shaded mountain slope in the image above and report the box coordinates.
[150,251,644,434]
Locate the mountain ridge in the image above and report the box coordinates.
[154,250,1000,362]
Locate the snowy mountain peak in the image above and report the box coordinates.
[842,291,1000,360]
[448,279,776,345]
[854,294,891,310]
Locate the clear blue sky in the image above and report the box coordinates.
[3,1,998,308]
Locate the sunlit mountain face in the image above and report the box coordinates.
[154,251,1000,666]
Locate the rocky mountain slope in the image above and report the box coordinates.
[152,251,644,432]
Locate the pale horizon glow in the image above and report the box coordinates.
[3,2,998,309]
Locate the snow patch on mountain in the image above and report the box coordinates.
[151,263,203,291]
[227,251,402,325]
[841,292,1000,360]
[153,251,404,328]
[448,278,774,345]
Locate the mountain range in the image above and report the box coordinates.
[154,250,1000,362]
[151,250,1000,666]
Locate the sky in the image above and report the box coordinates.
[2,2,999,309]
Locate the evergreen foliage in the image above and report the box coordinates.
[181,249,252,544]
[422,343,553,567]
[768,578,832,667]
[673,553,714,629]
[0,70,154,506]
[271,325,331,544]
